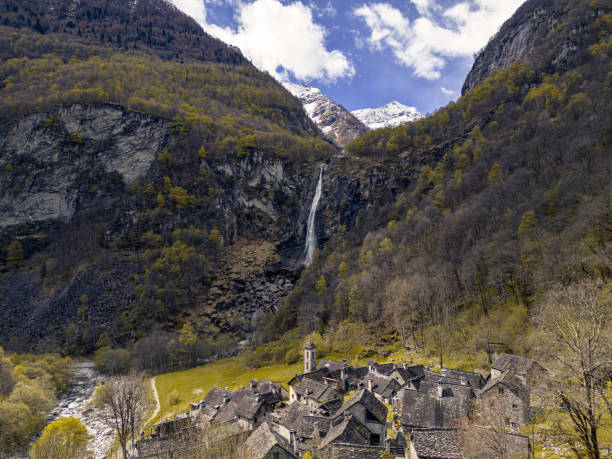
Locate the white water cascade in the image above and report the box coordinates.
[304,167,323,266]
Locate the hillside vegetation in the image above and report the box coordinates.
[265,2,612,351]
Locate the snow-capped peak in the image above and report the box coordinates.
[352,101,423,130]
[282,81,368,148]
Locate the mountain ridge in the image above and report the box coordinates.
[352,101,423,130]
[282,81,368,148]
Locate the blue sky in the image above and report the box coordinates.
[171,0,525,113]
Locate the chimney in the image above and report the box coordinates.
[437,383,443,398]
[223,394,229,404]
[368,379,373,392]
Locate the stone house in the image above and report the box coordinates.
[490,353,545,386]
[246,422,297,459]
[400,379,474,430]
[196,383,282,430]
[364,371,402,404]
[477,371,530,430]
[330,388,388,446]
[289,377,342,408]
[275,402,331,454]
[408,428,462,459]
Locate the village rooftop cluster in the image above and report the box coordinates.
[135,342,544,458]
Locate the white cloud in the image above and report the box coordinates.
[172,0,354,83]
[355,0,525,80]
[171,0,208,26]
[440,86,454,95]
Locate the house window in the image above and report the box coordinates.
[512,403,518,409]
[272,452,280,459]
[370,434,381,446]
[498,387,504,394]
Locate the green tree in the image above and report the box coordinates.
[30,417,92,459]
[179,322,197,365]
[488,163,501,183]
[316,275,327,298]
[6,240,24,268]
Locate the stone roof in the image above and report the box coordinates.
[368,361,397,376]
[320,413,370,449]
[320,398,343,415]
[365,372,402,399]
[294,377,340,403]
[202,386,233,407]
[393,365,425,384]
[279,402,330,439]
[288,368,330,386]
[304,340,316,350]
[200,384,278,423]
[492,353,540,376]
[410,428,462,459]
[440,368,485,389]
[400,381,474,429]
[320,443,387,459]
[317,359,346,373]
[335,389,387,425]
[478,371,526,399]
[246,422,295,459]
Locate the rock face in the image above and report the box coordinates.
[282,82,368,148]
[0,102,435,350]
[352,101,422,130]
[0,105,167,228]
[462,0,606,95]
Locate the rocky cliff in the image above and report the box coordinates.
[462,0,608,95]
[0,102,430,351]
[283,82,368,148]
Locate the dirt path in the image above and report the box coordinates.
[145,377,160,426]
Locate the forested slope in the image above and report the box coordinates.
[263,0,612,354]
[0,0,337,352]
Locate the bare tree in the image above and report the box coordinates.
[93,372,149,459]
[536,279,612,459]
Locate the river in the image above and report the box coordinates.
[47,361,115,458]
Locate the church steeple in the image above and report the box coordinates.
[304,340,316,373]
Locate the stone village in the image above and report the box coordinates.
[134,342,544,458]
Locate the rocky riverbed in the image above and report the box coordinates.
[47,361,114,458]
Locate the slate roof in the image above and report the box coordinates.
[202,386,233,407]
[288,368,330,386]
[200,384,280,423]
[320,398,343,415]
[317,359,346,372]
[279,402,330,439]
[335,389,387,425]
[492,353,540,377]
[368,361,397,376]
[393,365,426,384]
[246,422,295,459]
[423,370,473,388]
[478,371,526,399]
[320,443,387,459]
[440,368,485,389]
[294,377,340,403]
[320,414,370,449]
[410,428,462,459]
[365,372,402,399]
[400,381,474,429]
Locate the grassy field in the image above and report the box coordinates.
[149,356,303,424]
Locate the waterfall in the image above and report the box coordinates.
[304,167,323,266]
